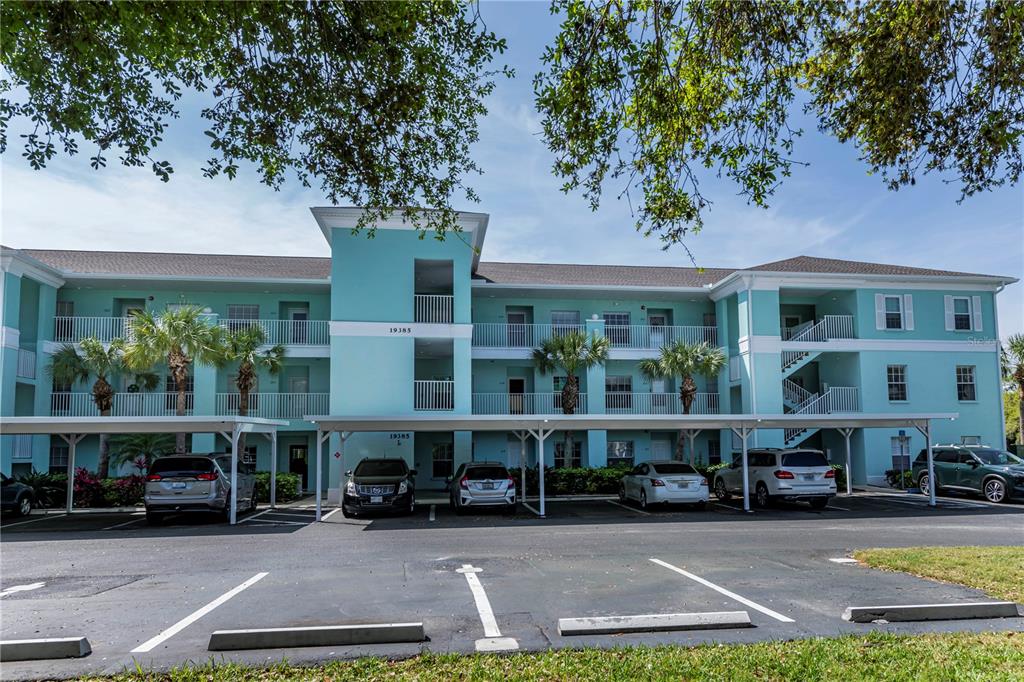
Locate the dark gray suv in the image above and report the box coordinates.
[342,458,416,517]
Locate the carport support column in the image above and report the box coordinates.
[60,434,84,513]
[515,431,528,502]
[837,428,854,496]
[230,425,241,525]
[527,425,554,519]
[266,431,278,508]
[730,426,754,513]
[914,421,936,508]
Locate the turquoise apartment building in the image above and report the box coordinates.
[1,207,1016,502]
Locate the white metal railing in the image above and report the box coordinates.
[604,325,718,348]
[414,295,454,324]
[53,316,131,343]
[605,392,719,415]
[471,392,588,415]
[218,319,328,345]
[16,348,35,378]
[415,380,454,411]
[729,355,741,381]
[782,378,813,406]
[50,392,194,417]
[782,320,814,341]
[12,434,33,459]
[472,323,585,348]
[787,315,855,342]
[781,350,809,371]
[785,387,861,442]
[215,392,329,419]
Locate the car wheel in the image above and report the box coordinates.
[755,482,771,508]
[342,506,354,518]
[618,483,626,502]
[809,497,828,510]
[639,490,648,510]
[918,473,932,496]
[714,478,731,501]
[14,495,31,518]
[983,477,1008,503]
[249,491,258,513]
[145,511,163,525]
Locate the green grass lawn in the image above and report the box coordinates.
[854,546,1024,603]
[82,632,1024,681]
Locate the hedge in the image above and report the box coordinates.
[253,471,302,503]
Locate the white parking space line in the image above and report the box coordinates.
[243,519,307,526]
[456,564,518,652]
[829,558,859,564]
[131,572,268,653]
[103,515,146,531]
[320,508,341,522]
[825,505,851,511]
[2,513,67,529]
[606,500,651,516]
[0,581,45,598]
[650,558,795,623]
[256,512,317,519]
[713,503,743,513]
[429,505,436,522]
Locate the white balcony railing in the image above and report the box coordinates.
[782,378,813,406]
[215,393,329,420]
[16,348,35,378]
[604,392,719,415]
[218,319,328,345]
[784,315,855,342]
[54,316,131,343]
[414,380,454,411]
[50,392,194,417]
[472,392,588,415]
[605,325,718,348]
[472,323,585,348]
[784,387,861,442]
[414,295,454,324]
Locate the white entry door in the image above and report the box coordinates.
[651,439,673,461]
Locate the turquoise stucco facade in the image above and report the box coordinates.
[1,207,1015,498]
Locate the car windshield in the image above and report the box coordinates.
[969,449,1023,466]
[781,451,828,467]
[650,463,697,475]
[465,466,509,480]
[355,460,407,476]
[149,458,214,477]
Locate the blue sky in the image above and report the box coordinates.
[2,2,1021,337]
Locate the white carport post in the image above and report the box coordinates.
[730,425,754,513]
[526,423,555,518]
[229,424,241,525]
[837,428,854,496]
[514,430,529,503]
[913,420,937,507]
[59,434,84,513]
[262,430,278,508]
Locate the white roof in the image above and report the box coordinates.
[0,416,288,435]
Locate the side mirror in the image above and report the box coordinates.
[969,460,979,468]
[344,470,353,477]
[409,469,417,476]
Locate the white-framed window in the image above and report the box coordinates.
[603,312,631,344]
[944,295,982,332]
[554,441,582,468]
[49,445,69,473]
[56,300,74,316]
[884,296,903,329]
[708,439,721,464]
[551,310,580,336]
[952,297,972,330]
[890,436,911,457]
[607,440,634,467]
[955,365,976,401]
[227,304,260,320]
[875,294,914,331]
[605,376,633,409]
[431,442,453,479]
[887,365,907,402]
[165,374,195,410]
[603,312,630,326]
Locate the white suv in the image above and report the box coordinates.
[713,448,836,509]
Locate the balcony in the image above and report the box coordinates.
[472,392,588,415]
[782,315,855,342]
[215,393,329,419]
[414,295,454,324]
[604,392,719,415]
[604,325,717,348]
[471,323,716,349]
[54,316,131,344]
[218,319,328,345]
[415,380,454,411]
[51,392,194,417]
[471,323,584,348]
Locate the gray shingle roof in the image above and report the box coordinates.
[21,249,332,280]
[474,262,733,287]
[743,255,991,278]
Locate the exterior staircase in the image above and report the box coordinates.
[781,350,821,378]
[783,387,861,446]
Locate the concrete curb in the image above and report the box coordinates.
[0,637,91,661]
[843,602,1020,623]
[208,622,426,651]
[558,611,752,636]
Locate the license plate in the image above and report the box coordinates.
[370,496,383,504]
[676,482,690,489]
[802,474,815,481]
[482,482,494,490]
[171,482,187,489]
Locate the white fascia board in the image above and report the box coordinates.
[59,272,329,287]
[471,281,712,297]
[330,320,473,339]
[779,338,999,353]
[709,270,1014,298]
[0,249,66,289]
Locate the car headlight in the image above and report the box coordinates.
[345,480,356,494]
[398,480,408,495]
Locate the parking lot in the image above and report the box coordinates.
[2,492,1022,679]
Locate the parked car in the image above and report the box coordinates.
[1,473,34,517]
[449,462,516,514]
[713,448,836,509]
[913,445,1024,503]
[342,458,416,517]
[144,454,256,524]
[619,461,708,510]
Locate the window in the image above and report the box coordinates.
[887,365,907,401]
[554,441,582,468]
[705,373,719,394]
[605,376,633,410]
[707,439,721,465]
[884,296,903,329]
[603,312,630,345]
[226,375,259,412]
[165,374,195,411]
[227,304,259,320]
[607,441,634,467]
[552,376,580,411]
[956,365,976,401]
[551,310,580,337]
[49,445,69,474]
[952,297,972,330]
[431,442,453,479]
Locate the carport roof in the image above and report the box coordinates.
[0,416,288,435]
[304,413,959,433]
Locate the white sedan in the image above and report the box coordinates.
[619,461,709,510]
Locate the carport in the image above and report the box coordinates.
[1,416,287,524]
[305,412,957,520]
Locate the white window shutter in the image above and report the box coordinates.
[944,295,955,331]
[874,294,885,330]
[903,294,914,330]
[971,295,983,331]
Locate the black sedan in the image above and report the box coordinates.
[1,473,34,517]
[342,458,416,517]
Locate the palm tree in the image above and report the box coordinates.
[1002,334,1024,447]
[532,330,610,464]
[639,341,727,463]
[109,433,176,472]
[123,306,223,453]
[47,338,126,478]
[215,325,286,453]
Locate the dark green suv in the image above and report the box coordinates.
[912,445,1024,503]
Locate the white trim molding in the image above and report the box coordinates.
[1,326,20,350]
[0,247,65,289]
[330,320,473,339]
[780,338,999,353]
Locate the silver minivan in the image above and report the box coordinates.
[144,454,256,524]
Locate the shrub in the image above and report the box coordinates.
[253,471,301,503]
[73,467,104,507]
[100,475,146,507]
[513,465,631,496]
[15,470,68,508]
[831,464,847,490]
[885,468,915,489]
